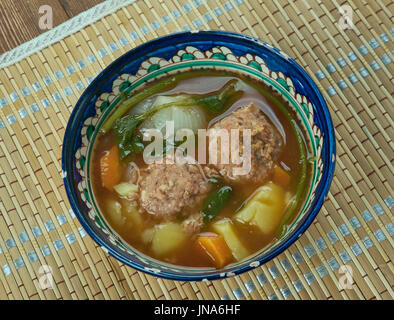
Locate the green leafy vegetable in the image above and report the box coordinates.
[111,79,244,162]
[190,79,242,113]
[201,186,232,223]
[112,113,146,161]
[106,79,243,131]
[152,79,242,114]
[102,76,178,132]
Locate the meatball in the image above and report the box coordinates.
[209,102,282,184]
[138,157,211,220]
[181,213,204,235]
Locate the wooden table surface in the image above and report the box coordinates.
[0,0,105,54]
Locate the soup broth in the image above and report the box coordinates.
[91,70,311,268]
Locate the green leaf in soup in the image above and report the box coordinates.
[102,76,179,132]
[202,186,233,223]
[112,113,146,161]
[130,134,144,154]
[191,79,243,113]
[105,78,244,135]
[132,79,244,116]
[110,78,244,162]
[275,119,308,238]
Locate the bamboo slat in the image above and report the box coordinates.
[0,0,392,300]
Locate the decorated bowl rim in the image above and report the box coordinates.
[62,30,336,281]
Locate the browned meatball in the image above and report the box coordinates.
[209,102,282,184]
[138,158,211,220]
[181,213,204,235]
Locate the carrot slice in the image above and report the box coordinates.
[273,165,291,188]
[100,145,121,190]
[195,233,233,269]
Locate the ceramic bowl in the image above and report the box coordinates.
[62,31,336,281]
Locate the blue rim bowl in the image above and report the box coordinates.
[62,30,336,281]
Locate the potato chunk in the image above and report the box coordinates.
[120,199,143,233]
[234,182,286,235]
[104,199,125,229]
[252,182,284,205]
[151,222,187,257]
[114,182,138,196]
[212,219,249,261]
[141,228,155,245]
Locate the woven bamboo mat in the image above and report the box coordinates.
[0,0,392,300]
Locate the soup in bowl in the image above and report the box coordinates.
[62,31,335,281]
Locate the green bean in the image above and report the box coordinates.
[275,120,307,238]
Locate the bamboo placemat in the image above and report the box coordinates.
[0,0,392,300]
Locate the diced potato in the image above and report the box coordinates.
[141,228,155,245]
[120,199,143,233]
[252,203,284,235]
[114,182,138,197]
[151,222,187,257]
[120,198,138,213]
[234,200,260,223]
[252,182,284,205]
[235,201,268,224]
[104,199,125,229]
[126,209,144,233]
[234,182,286,235]
[212,219,249,261]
